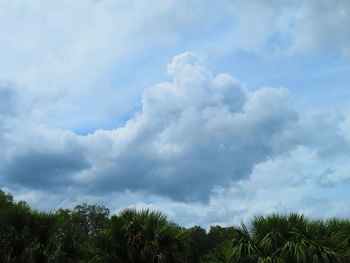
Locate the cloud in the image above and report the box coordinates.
[0,1,349,227]
[2,52,348,205]
[1,0,349,137]
[78,52,303,202]
[0,0,217,131]
[207,0,350,57]
[12,145,349,228]
[0,125,89,191]
[0,82,17,117]
[0,82,22,146]
[290,0,350,56]
[152,146,350,227]
[3,150,89,189]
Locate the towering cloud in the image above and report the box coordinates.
[86,53,299,202]
[1,53,348,204]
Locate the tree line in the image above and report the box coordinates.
[1,190,349,262]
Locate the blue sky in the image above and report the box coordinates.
[1,0,350,227]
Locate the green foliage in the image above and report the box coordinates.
[0,190,349,263]
[94,208,187,263]
[187,226,208,263]
[0,190,13,209]
[72,203,110,236]
[51,208,88,262]
[0,192,56,263]
[225,213,349,263]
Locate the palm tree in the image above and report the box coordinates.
[0,202,31,263]
[27,211,58,263]
[94,208,187,263]
[225,213,347,263]
[308,218,350,262]
[224,223,263,263]
[252,213,309,263]
[51,208,95,263]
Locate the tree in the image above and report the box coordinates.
[26,211,57,263]
[0,190,13,209]
[72,203,110,236]
[0,192,32,263]
[186,226,208,263]
[225,213,347,263]
[50,208,87,263]
[199,226,235,263]
[94,208,187,263]
[1,189,349,262]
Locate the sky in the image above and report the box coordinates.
[1,0,350,227]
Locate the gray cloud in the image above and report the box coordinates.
[1,53,349,203]
[81,53,298,201]
[2,150,89,190]
[0,124,90,192]
[76,53,349,202]
[290,0,350,56]
[315,168,336,188]
[0,82,17,117]
[0,1,349,226]
[0,82,20,146]
[215,0,350,56]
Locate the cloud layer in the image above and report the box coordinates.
[1,0,350,133]
[1,1,350,226]
[1,53,349,205]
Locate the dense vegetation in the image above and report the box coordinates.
[1,190,349,262]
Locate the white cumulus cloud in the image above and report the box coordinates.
[1,53,348,206]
